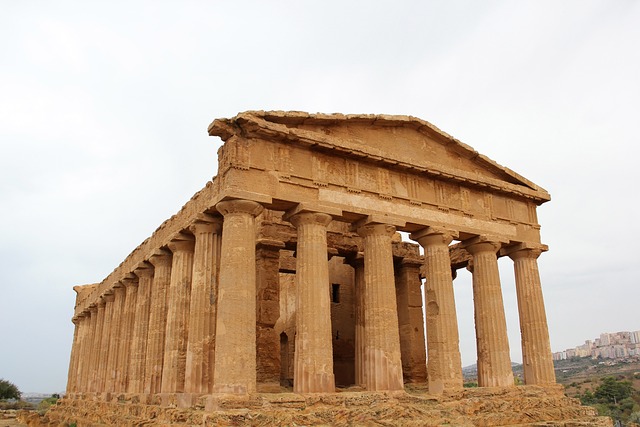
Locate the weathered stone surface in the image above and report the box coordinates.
[412,227,464,393]
[464,237,514,388]
[212,199,263,394]
[33,386,611,427]
[145,250,172,394]
[395,259,427,384]
[60,111,588,425]
[357,223,404,391]
[185,221,221,394]
[161,238,195,393]
[288,211,335,393]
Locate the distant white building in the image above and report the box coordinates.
[554,330,640,361]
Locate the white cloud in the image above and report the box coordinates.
[1,0,639,392]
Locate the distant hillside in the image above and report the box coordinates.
[554,356,640,385]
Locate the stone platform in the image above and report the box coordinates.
[22,385,610,427]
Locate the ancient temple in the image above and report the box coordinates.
[52,112,607,426]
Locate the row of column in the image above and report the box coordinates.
[409,231,557,390]
[67,198,556,397]
[67,219,223,395]
[284,214,556,393]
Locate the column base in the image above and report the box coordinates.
[293,372,336,394]
[212,384,252,394]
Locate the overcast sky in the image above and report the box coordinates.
[1,1,639,394]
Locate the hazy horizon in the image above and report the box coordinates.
[1,1,639,393]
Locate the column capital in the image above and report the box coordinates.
[189,219,222,235]
[502,242,548,260]
[168,238,195,254]
[411,226,458,247]
[287,211,332,228]
[134,264,153,279]
[148,249,172,268]
[121,273,138,288]
[216,199,263,217]
[461,235,508,255]
[356,223,396,238]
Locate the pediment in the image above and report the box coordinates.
[209,111,550,204]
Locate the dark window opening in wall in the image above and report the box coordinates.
[331,283,340,303]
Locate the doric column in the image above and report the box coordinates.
[116,276,138,392]
[106,283,126,393]
[394,258,427,384]
[507,245,556,385]
[185,220,222,394]
[464,237,514,388]
[347,254,366,387]
[144,250,172,394]
[80,303,100,392]
[356,223,403,391]
[76,310,92,392]
[255,239,285,390]
[161,238,195,393]
[66,315,82,393]
[96,295,112,392]
[411,227,463,393]
[128,265,153,393]
[213,199,263,394]
[288,211,335,393]
[72,310,91,392]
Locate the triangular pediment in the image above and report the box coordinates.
[209,111,550,204]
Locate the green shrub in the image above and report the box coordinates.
[0,399,35,410]
[0,379,21,400]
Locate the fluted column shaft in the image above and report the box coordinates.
[96,296,112,392]
[255,241,284,388]
[395,260,427,383]
[66,315,82,393]
[145,251,172,394]
[509,248,556,385]
[116,278,138,392]
[213,199,263,394]
[129,266,153,393]
[412,228,463,393]
[106,285,126,393]
[357,223,404,391]
[466,240,514,387]
[289,212,335,393]
[185,222,221,394]
[350,256,366,387]
[161,240,195,393]
[80,304,100,392]
[77,311,92,392]
[72,310,91,392]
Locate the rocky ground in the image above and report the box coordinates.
[17,385,611,426]
[0,410,27,427]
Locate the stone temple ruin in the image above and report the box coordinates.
[45,112,608,426]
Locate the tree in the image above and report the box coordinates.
[594,377,633,404]
[580,390,596,405]
[0,379,21,400]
